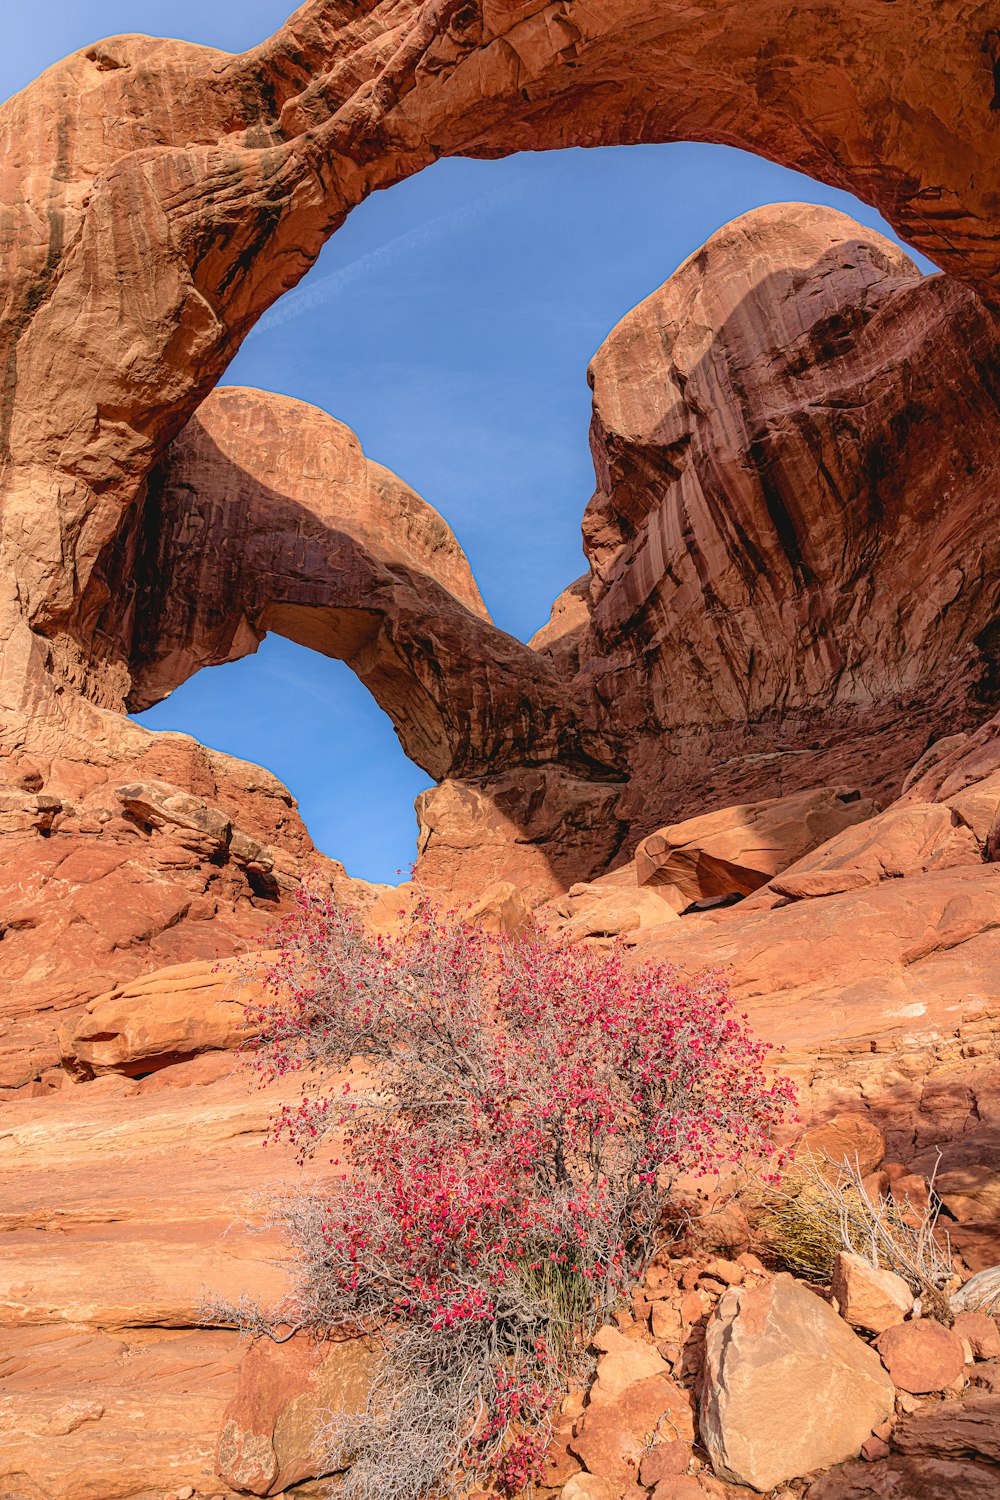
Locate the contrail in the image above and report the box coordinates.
[252,185,522,334]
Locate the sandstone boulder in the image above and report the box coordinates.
[216,1334,376,1496]
[875,1320,966,1394]
[768,803,982,903]
[539,870,680,943]
[634,788,875,905]
[465,880,534,937]
[700,1274,894,1491]
[831,1252,913,1334]
[64,957,265,1077]
[937,1165,1000,1223]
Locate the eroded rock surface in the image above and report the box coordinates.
[536,203,1000,842]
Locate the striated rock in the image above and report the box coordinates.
[0,3,993,701]
[767,802,983,903]
[700,1274,895,1491]
[810,1395,1000,1499]
[831,1253,913,1335]
[807,1456,1000,1500]
[875,1320,966,1394]
[892,1391,1000,1462]
[0,1326,245,1500]
[129,388,613,789]
[634,788,876,905]
[63,957,266,1078]
[548,203,1000,842]
[216,1333,375,1496]
[636,863,1000,1160]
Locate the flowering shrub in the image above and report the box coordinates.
[221,884,793,1500]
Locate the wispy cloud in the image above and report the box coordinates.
[252,186,522,335]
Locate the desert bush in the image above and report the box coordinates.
[750,1150,955,1317]
[214,884,793,1500]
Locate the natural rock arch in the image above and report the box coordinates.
[0,0,997,705]
[120,385,619,785]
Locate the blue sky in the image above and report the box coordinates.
[4,6,936,883]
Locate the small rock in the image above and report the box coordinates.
[651,1479,703,1500]
[860,1435,891,1461]
[702,1257,743,1286]
[639,1440,691,1485]
[830,1250,914,1333]
[652,1301,683,1341]
[737,1252,767,1275]
[889,1173,929,1215]
[860,1168,890,1204]
[876,1319,966,1394]
[562,1476,617,1500]
[589,1326,668,1402]
[953,1311,1000,1359]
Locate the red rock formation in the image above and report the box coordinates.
[2,10,1000,1496]
[1,0,997,737]
[534,203,1000,841]
[128,386,615,786]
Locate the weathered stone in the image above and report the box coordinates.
[875,1320,966,1394]
[464,880,534,937]
[831,1252,914,1334]
[639,1441,691,1486]
[635,788,876,904]
[700,1274,894,1491]
[798,1115,887,1178]
[937,1165,1000,1223]
[952,1312,1000,1361]
[216,1334,376,1496]
[569,1375,694,1488]
[589,1325,670,1404]
[64,957,265,1077]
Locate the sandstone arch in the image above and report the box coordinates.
[120,385,619,785]
[0,0,997,703]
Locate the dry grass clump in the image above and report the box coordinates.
[747,1151,955,1318]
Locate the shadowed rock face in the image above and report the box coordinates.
[536,203,1000,839]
